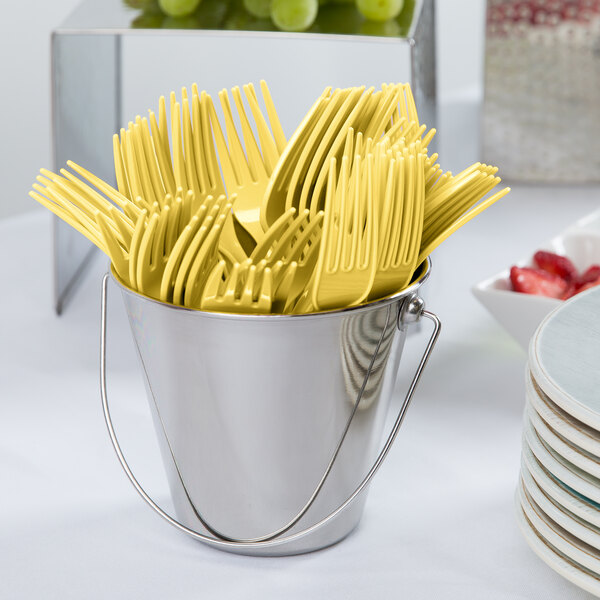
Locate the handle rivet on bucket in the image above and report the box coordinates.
[398,294,425,328]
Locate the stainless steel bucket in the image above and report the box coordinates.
[100,260,440,556]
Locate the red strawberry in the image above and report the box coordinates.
[576,265,600,289]
[561,266,600,299]
[561,284,577,301]
[575,278,600,295]
[533,250,578,283]
[510,266,569,298]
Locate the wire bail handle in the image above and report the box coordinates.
[100,273,441,550]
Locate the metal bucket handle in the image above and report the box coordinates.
[100,273,441,550]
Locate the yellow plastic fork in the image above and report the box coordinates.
[173,198,230,306]
[284,86,365,213]
[122,193,226,303]
[423,164,499,232]
[29,166,139,282]
[35,166,136,245]
[114,90,249,265]
[251,258,298,313]
[249,207,298,263]
[303,83,429,220]
[131,207,171,300]
[261,86,333,230]
[311,155,377,311]
[427,173,499,238]
[65,161,142,222]
[301,85,400,219]
[264,210,323,267]
[398,82,421,129]
[113,91,228,213]
[157,194,229,304]
[181,214,229,310]
[93,189,228,304]
[418,187,510,265]
[207,82,286,244]
[279,217,324,313]
[368,147,426,301]
[97,192,186,293]
[250,208,318,265]
[29,182,109,255]
[201,259,273,314]
[251,208,324,312]
[95,208,146,288]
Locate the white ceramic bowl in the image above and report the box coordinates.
[472,209,600,350]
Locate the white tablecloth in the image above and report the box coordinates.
[2,112,600,598]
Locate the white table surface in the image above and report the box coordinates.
[2,103,600,599]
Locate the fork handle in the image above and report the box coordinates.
[100,273,441,550]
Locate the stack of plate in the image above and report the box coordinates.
[517,285,600,597]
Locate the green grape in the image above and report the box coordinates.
[162,14,200,27]
[271,0,318,31]
[356,0,403,22]
[224,4,251,29]
[224,4,276,31]
[196,0,229,27]
[159,0,201,17]
[131,12,165,27]
[244,17,277,31]
[313,4,363,34]
[243,0,271,18]
[359,17,401,37]
[395,0,415,36]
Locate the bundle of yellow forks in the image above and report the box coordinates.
[30,81,509,315]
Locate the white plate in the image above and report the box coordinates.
[516,489,600,598]
[530,285,600,429]
[524,418,600,505]
[518,479,600,575]
[521,460,600,551]
[472,208,600,350]
[527,370,600,459]
[527,403,600,480]
[522,442,600,528]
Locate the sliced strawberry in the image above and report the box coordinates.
[571,275,600,297]
[510,266,569,298]
[561,283,577,301]
[575,264,600,289]
[533,250,578,283]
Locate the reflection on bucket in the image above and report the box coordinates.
[101,260,440,556]
[341,307,399,412]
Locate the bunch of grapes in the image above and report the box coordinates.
[126,0,414,34]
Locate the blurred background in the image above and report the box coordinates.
[0,0,485,220]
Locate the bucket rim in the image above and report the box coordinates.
[109,258,431,321]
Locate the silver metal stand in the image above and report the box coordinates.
[51,32,121,313]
